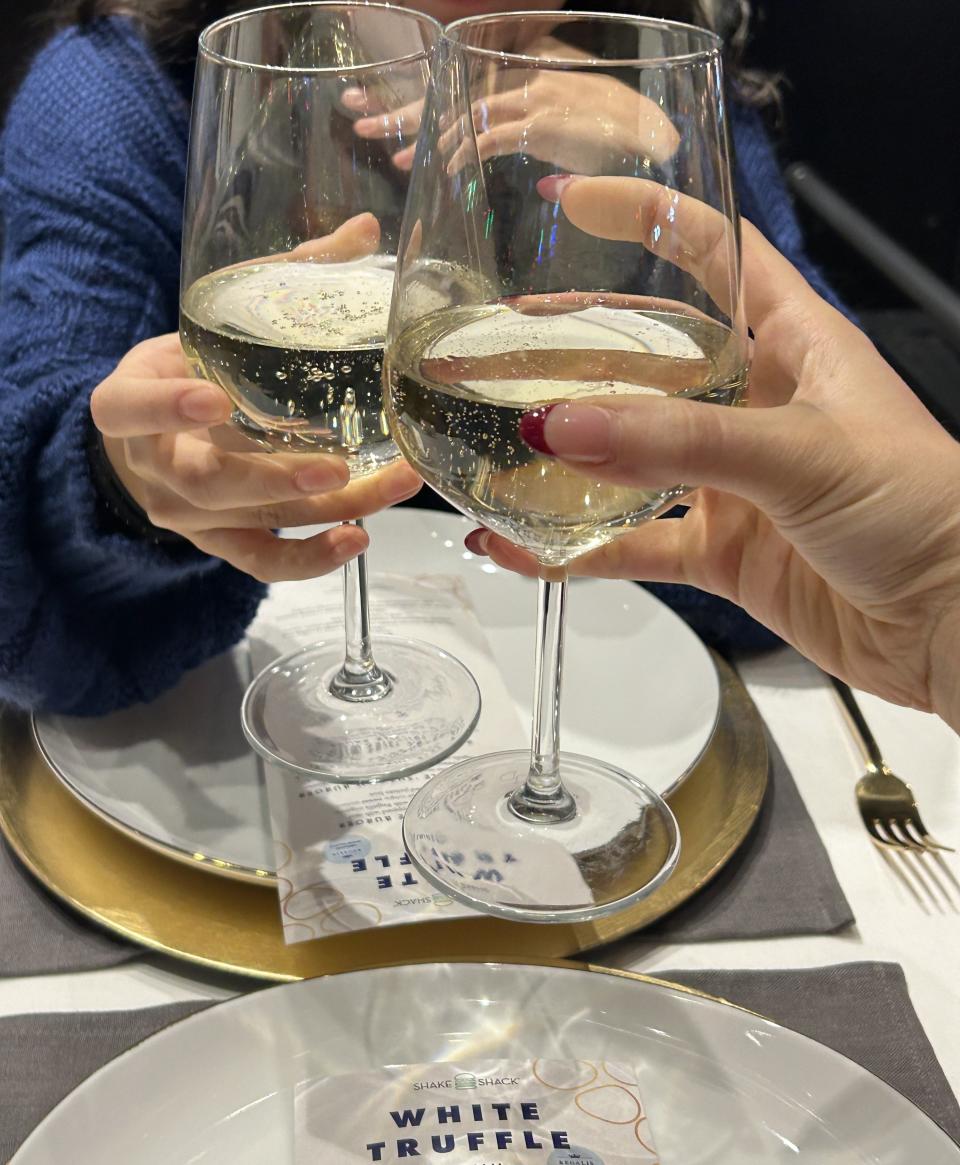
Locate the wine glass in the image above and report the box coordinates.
[384,12,748,921]
[181,2,481,781]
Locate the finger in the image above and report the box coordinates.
[464,529,541,579]
[175,463,422,531]
[391,143,417,171]
[446,120,529,174]
[288,212,380,262]
[134,436,352,512]
[523,392,843,518]
[122,332,193,380]
[552,177,838,375]
[420,345,711,392]
[190,524,369,584]
[91,375,233,438]
[353,97,424,140]
[465,87,679,165]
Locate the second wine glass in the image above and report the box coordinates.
[180,2,480,781]
[385,11,750,920]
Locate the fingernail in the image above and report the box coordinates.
[518,403,559,455]
[536,173,580,202]
[332,535,363,565]
[353,117,379,137]
[343,211,379,234]
[179,388,228,423]
[519,402,614,464]
[295,464,348,493]
[464,529,489,555]
[383,470,422,503]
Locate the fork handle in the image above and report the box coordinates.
[829,675,887,772]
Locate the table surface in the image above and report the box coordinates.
[2,645,958,1096]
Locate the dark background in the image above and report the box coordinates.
[3,0,959,429]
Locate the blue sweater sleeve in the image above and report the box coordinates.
[0,21,265,715]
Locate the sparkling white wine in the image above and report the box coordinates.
[180,255,397,470]
[385,302,748,564]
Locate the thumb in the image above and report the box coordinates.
[519,395,841,516]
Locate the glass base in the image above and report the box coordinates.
[241,635,480,781]
[403,750,680,923]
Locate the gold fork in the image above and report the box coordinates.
[830,676,954,853]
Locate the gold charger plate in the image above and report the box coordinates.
[0,655,766,980]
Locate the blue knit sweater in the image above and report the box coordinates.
[0,19,839,715]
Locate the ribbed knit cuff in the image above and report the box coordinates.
[84,418,190,549]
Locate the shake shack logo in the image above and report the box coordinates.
[412,1073,521,1092]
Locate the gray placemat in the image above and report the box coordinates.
[663,962,960,1145]
[2,963,957,1159]
[0,834,139,976]
[645,730,854,940]
[0,726,850,975]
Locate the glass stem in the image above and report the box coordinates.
[328,519,393,702]
[508,568,577,824]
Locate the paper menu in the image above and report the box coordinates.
[250,572,528,943]
[295,1059,660,1163]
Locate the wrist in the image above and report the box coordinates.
[86,421,188,549]
[928,597,960,734]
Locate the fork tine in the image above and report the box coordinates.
[901,817,956,853]
[904,814,955,853]
[866,816,908,849]
[887,818,925,850]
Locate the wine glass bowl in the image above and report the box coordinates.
[181,252,399,473]
[386,11,747,920]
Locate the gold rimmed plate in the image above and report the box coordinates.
[0,652,765,980]
[31,509,723,885]
[12,961,959,1162]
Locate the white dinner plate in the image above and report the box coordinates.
[13,962,959,1162]
[33,509,719,880]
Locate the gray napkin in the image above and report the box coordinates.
[2,963,956,1160]
[0,835,139,976]
[663,962,960,1146]
[645,730,854,940]
[0,1001,212,1162]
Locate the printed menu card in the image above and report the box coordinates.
[249,571,527,943]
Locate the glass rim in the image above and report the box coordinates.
[442,10,722,69]
[198,1,441,75]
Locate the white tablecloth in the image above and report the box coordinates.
[1,646,957,1091]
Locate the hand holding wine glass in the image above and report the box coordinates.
[385,13,747,921]
[92,332,421,581]
[181,2,479,781]
[466,176,960,722]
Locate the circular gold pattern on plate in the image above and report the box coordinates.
[0,654,766,980]
[635,1116,657,1152]
[532,1058,599,1091]
[574,1083,642,1124]
[601,1061,639,1087]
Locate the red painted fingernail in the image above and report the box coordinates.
[518,403,559,455]
[464,529,489,555]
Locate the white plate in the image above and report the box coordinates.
[13,962,959,1162]
[33,509,719,879]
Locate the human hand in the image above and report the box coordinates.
[342,86,424,171]
[92,213,421,582]
[467,176,960,725]
[90,333,420,582]
[440,69,679,177]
